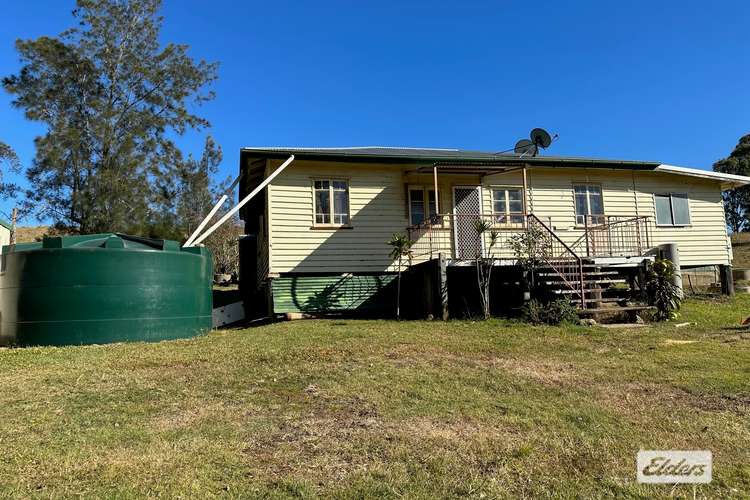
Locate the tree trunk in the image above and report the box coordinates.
[396,256,402,320]
[476,258,491,320]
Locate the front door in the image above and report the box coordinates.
[453,186,482,259]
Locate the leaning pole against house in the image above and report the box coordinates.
[184,172,246,247]
[184,194,228,247]
[185,155,295,248]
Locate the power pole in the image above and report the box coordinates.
[10,207,17,244]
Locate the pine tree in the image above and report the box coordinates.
[2,0,218,235]
[0,141,20,200]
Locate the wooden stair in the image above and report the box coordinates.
[525,214,649,319]
[535,264,641,310]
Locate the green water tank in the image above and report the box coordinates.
[0,234,213,346]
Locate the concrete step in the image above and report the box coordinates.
[537,270,621,278]
[541,279,626,286]
[571,297,628,304]
[553,288,612,294]
[578,305,655,316]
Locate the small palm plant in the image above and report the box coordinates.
[388,233,414,320]
[646,258,682,321]
[474,219,499,319]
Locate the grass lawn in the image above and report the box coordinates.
[732,233,750,269]
[1,297,749,498]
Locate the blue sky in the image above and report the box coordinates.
[1,1,749,221]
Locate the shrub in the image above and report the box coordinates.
[645,258,681,321]
[522,298,578,325]
[521,299,546,324]
[509,222,551,293]
[203,215,243,276]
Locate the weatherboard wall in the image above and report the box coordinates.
[259,160,730,275]
[632,171,731,266]
[0,225,9,252]
[525,168,730,266]
[265,159,483,275]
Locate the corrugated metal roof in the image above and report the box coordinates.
[239,146,750,186]
[240,146,659,166]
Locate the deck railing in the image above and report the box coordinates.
[407,213,651,261]
[407,213,528,261]
[570,215,652,258]
[406,213,586,304]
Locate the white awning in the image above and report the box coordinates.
[656,164,750,189]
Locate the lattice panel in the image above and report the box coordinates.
[257,220,269,286]
[453,188,482,259]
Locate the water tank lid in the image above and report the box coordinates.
[3,233,189,253]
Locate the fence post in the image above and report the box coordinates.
[438,253,450,320]
[579,258,586,309]
[428,224,433,259]
[719,265,734,296]
[636,218,642,255]
[584,216,590,257]
[10,207,17,245]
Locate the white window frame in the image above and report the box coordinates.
[490,186,525,228]
[311,178,351,228]
[573,183,605,226]
[653,192,691,227]
[407,185,437,226]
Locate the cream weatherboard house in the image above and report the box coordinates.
[237,147,749,318]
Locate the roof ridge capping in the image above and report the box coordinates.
[241,146,462,152]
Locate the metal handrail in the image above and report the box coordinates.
[581,214,651,257]
[405,212,654,310]
[527,214,578,257]
[527,214,586,308]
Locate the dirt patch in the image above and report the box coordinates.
[241,384,522,484]
[242,408,518,483]
[487,358,581,387]
[597,382,750,416]
[151,401,233,431]
[382,348,582,388]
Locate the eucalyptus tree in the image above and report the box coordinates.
[714,133,750,233]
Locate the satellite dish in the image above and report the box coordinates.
[507,127,556,157]
[530,128,552,149]
[514,139,536,156]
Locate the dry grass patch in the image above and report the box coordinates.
[486,357,580,387]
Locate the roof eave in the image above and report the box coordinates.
[655,164,750,188]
